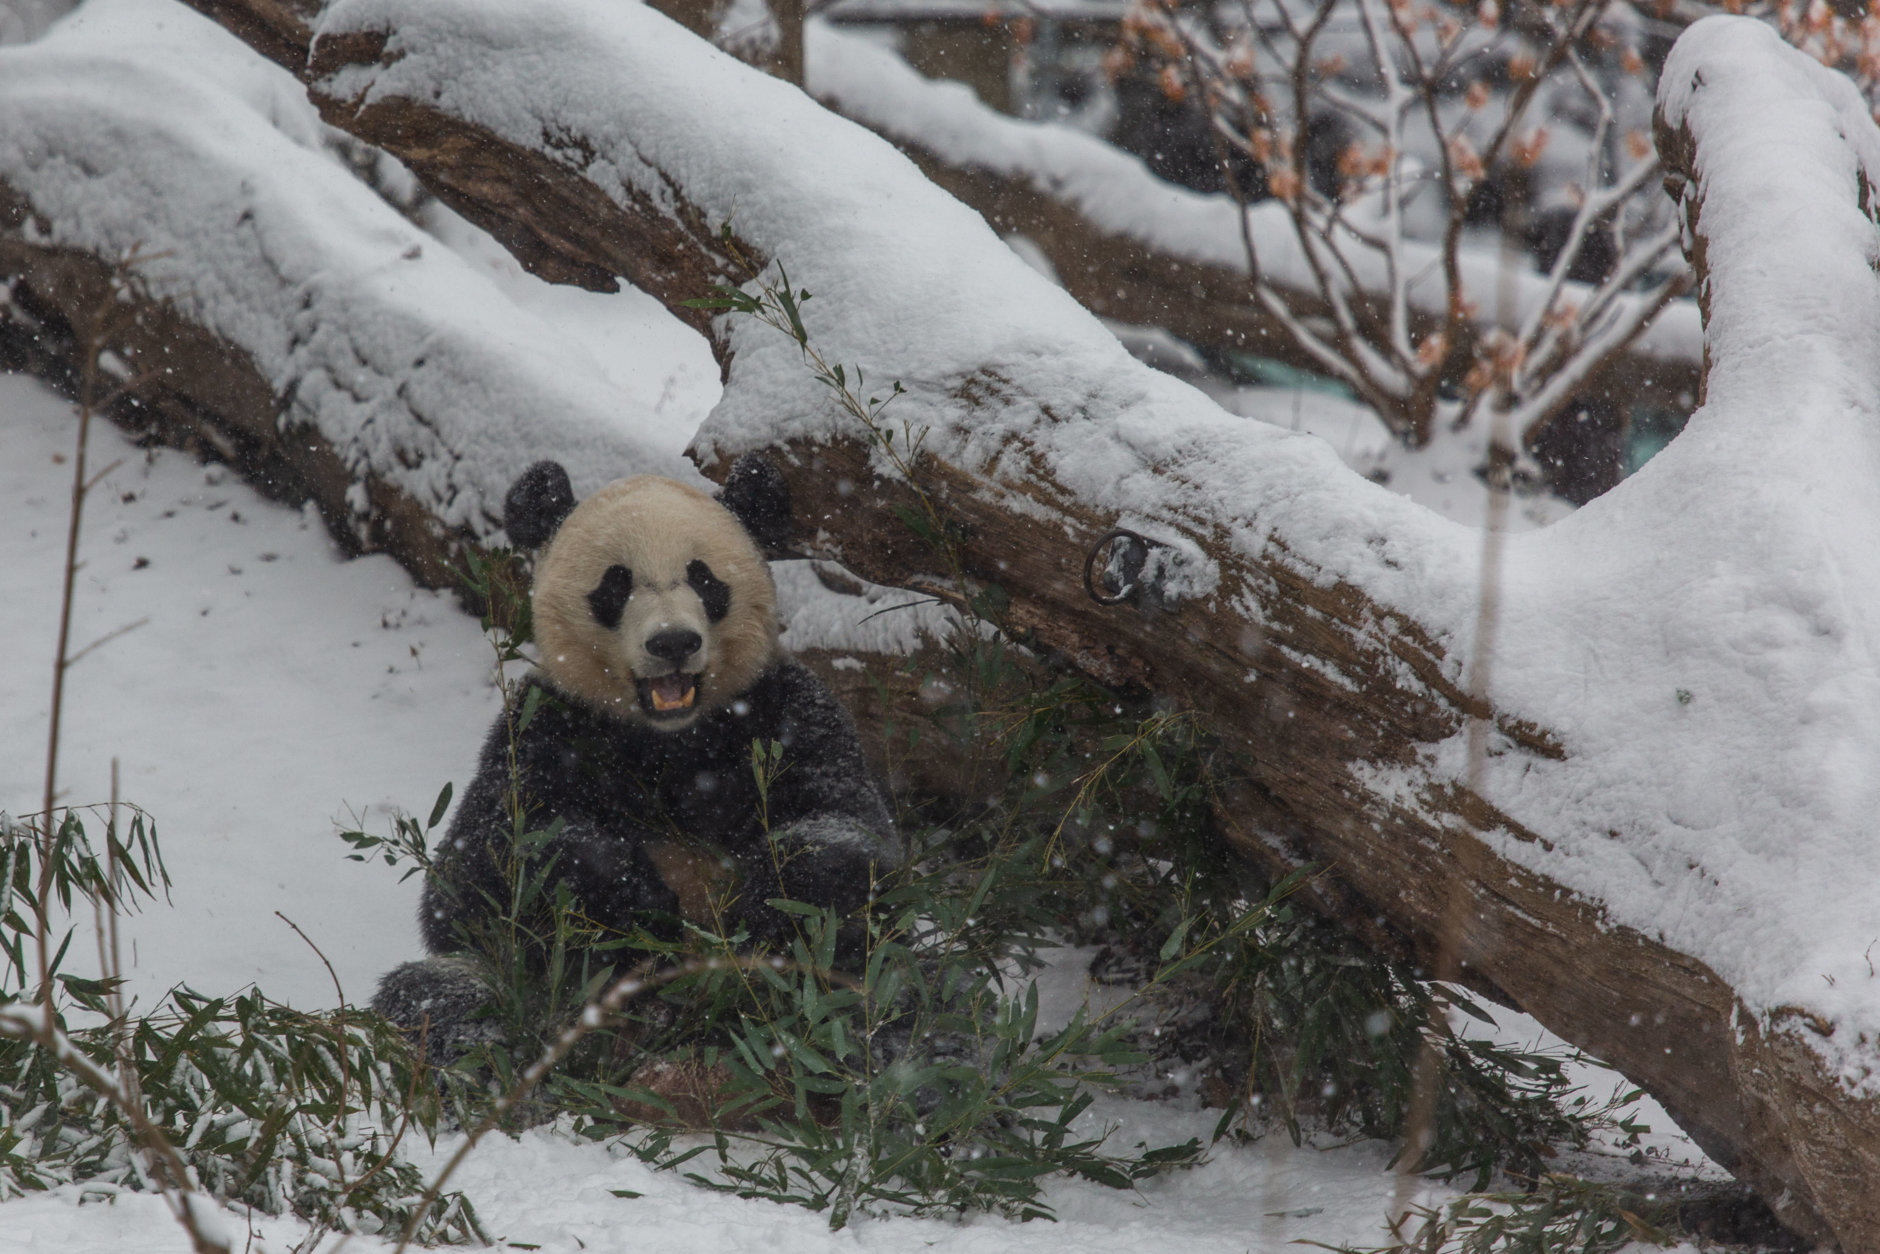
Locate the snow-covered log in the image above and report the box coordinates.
[0,0,713,586]
[16,0,1880,1242]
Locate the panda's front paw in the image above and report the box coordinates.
[716,453,793,556]
[543,821,681,923]
[763,815,890,918]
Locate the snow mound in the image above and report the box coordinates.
[1481,15,1880,1081]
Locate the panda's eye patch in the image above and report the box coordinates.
[587,564,634,629]
[687,559,731,622]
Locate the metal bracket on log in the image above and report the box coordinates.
[1083,527,1185,612]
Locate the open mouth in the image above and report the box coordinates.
[635,673,699,719]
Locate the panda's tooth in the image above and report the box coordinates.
[647,673,698,712]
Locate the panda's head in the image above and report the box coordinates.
[505,456,791,731]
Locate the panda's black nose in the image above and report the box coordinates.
[645,628,703,664]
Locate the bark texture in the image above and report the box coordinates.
[15,2,1874,1246]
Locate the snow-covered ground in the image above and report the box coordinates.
[0,373,495,1013]
[2,371,1711,1251]
[0,1109,1426,1254]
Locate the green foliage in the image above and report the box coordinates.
[0,810,483,1243]
[550,895,1203,1228]
[750,738,787,834]
[338,780,452,885]
[1324,1174,1675,1254]
[457,544,534,659]
[1,806,166,1000]
[1206,901,1597,1189]
[900,636,1612,1189]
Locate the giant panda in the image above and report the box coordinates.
[372,455,899,1055]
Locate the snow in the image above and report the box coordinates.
[418,202,724,455]
[0,372,497,1012]
[0,0,66,42]
[1,369,1713,1254]
[774,561,957,655]
[1472,15,1880,1082]
[398,1110,1429,1254]
[0,1118,1459,1254]
[1194,375,1573,532]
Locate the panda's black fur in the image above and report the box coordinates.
[417,661,893,952]
[372,455,899,1058]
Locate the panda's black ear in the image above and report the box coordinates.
[716,453,793,556]
[504,461,577,551]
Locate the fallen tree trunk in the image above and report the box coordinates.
[14,0,1880,1245]
[0,0,698,567]
[192,0,1710,447]
[0,205,464,587]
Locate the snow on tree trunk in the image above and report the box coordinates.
[10,0,1880,1244]
[0,0,700,581]
[1648,17,1880,1238]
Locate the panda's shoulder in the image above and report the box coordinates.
[742,657,841,712]
[708,659,844,741]
[506,675,631,752]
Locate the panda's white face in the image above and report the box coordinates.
[530,477,778,730]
